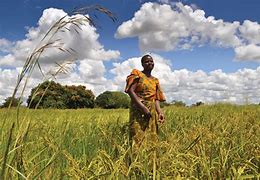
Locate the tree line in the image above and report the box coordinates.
[1,81,130,109]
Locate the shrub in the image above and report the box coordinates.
[95,91,130,109]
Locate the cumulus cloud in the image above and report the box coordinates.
[0,8,120,68]
[110,54,260,105]
[52,60,114,97]
[0,7,121,104]
[239,20,260,44]
[0,38,13,54]
[116,2,260,61]
[0,67,42,104]
[235,44,260,61]
[0,69,19,102]
[53,58,119,96]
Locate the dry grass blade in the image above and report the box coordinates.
[48,59,74,78]
[0,123,15,180]
[71,21,83,31]
[6,164,27,180]
[34,81,52,109]
[83,15,96,27]
[95,5,117,22]
[184,135,201,153]
[72,5,117,23]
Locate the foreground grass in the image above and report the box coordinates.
[0,104,259,179]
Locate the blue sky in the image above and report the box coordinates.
[0,0,260,104]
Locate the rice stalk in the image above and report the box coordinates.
[108,146,130,179]
[0,123,15,179]
[31,153,57,179]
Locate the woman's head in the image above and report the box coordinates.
[141,55,154,71]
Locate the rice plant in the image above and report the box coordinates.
[0,104,259,179]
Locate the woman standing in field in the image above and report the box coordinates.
[125,54,166,153]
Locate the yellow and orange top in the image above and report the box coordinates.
[125,69,166,102]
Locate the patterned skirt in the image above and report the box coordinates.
[128,100,159,153]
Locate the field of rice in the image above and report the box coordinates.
[0,104,259,179]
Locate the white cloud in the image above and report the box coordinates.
[116,2,260,61]
[0,69,19,100]
[0,54,16,67]
[239,20,260,44]
[235,44,260,61]
[0,67,42,105]
[110,54,260,105]
[0,8,120,68]
[0,7,121,104]
[0,38,12,53]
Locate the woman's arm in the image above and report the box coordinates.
[127,81,151,118]
[155,100,165,123]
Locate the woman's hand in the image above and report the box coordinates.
[141,106,152,119]
[158,113,165,124]
[128,81,151,119]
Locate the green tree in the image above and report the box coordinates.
[27,81,66,109]
[1,97,22,108]
[65,85,95,109]
[95,91,130,109]
[27,81,95,109]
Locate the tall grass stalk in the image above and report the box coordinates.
[0,123,15,179]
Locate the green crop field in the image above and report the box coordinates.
[0,104,259,179]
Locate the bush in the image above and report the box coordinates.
[95,91,130,109]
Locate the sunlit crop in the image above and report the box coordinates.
[1,104,259,179]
